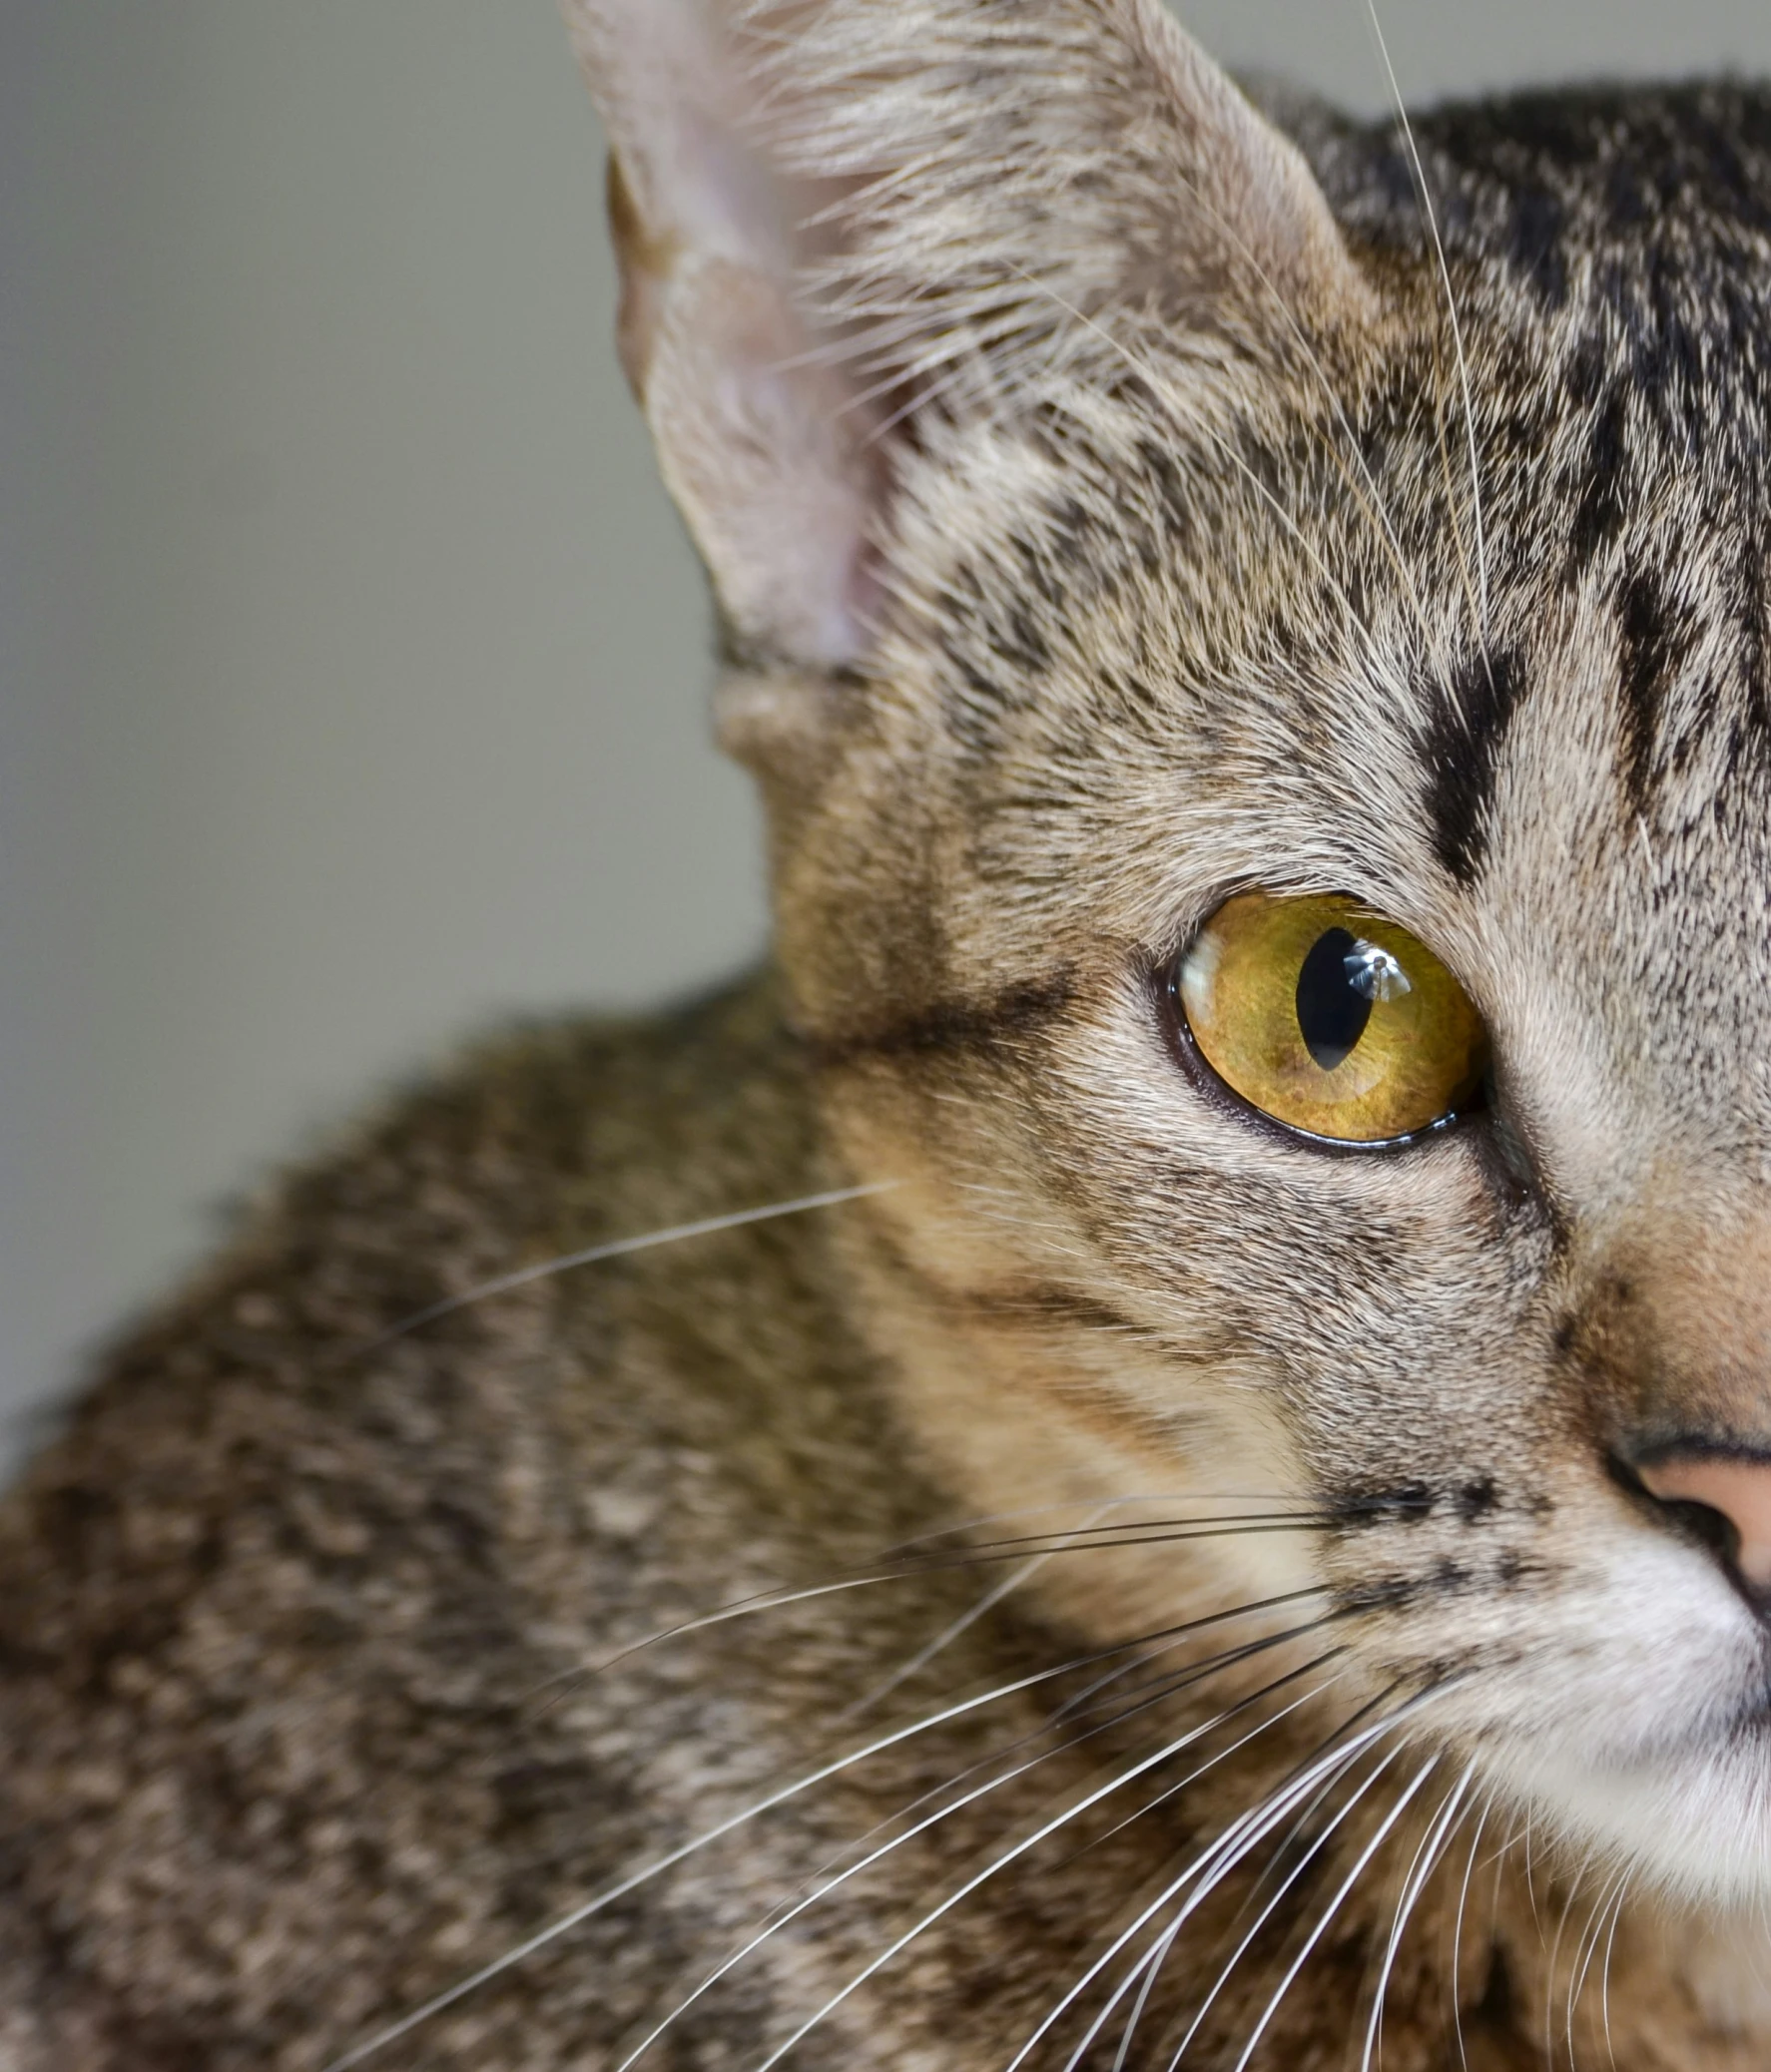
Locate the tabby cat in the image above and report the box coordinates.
[6,2,1771,2066]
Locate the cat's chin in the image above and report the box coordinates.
[1487,1728,1771,1910]
[1489,1765,1771,2060]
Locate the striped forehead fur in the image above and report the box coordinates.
[856,79,1771,902]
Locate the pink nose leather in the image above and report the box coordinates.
[1638,1457,1771,1589]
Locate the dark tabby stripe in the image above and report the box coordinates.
[806,973,1074,1063]
[1417,646,1529,885]
[1616,570,1695,811]
[1569,380,1630,569]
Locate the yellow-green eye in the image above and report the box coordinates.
[1172,890,1490,1145]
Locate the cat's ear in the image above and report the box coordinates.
[565,0,1372,674]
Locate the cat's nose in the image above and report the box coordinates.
[1637,1453,1771,1592]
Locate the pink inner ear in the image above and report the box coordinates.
[575,0,884,671]
[670,110,797,277]
[645,256,880,670]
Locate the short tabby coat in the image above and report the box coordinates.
[5,3,1771,2066]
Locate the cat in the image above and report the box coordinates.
[5,0,1771,2065]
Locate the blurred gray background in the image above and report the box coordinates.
[5,0,1770,1477]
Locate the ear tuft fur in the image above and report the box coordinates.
[566,0,1373,674]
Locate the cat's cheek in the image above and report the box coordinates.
[817,1109,1332,1656]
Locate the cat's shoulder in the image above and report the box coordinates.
[0,968,904,2068]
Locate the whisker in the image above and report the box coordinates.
[840,1502,1118,1722]
[1047,1595,1336,1718]
[752,1669,1340,2072]
[778,1616,1345,2009]
[1228,1752,1442,2072]
[317,1640,1154,2072]
[1152,1741,1404,2070]
[618,1639,1338,2071]
[1360,1763,1475,2072]
[816,1612,1342,1905]
[1044,1652,1357,1870]
[1598,1870,1629,2072]
[1541,1852,1590,2070]
[1518,1813,1542,1938]
[1029,1602,1351,1777]
[1363,0,1491,649]
[885,1518,1332,1570]
[610,1734,1059,2072]
[727,1611,1343,1991]
[896,1620,1350,1907]
[914,1505,1322,1557]
[1106,1740,1404,2072]
[1565,1862,1630,2066]
[1061,1684,1424,2070]
[520,1516,1330,1718]
[1450,1796,1490,2072]
[319,1595,1328,2072]
[359,1182,895,1349]
[1228,1707,1391,1925]
[867,1489,1311,1563]
[1008,1690,1433,2072]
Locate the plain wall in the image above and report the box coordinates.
[6,0,1771,1476]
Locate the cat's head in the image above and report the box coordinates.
[572,0,1771,1908]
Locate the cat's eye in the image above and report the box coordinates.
[1169,890,1490,1146]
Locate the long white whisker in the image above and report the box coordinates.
[362,1182,894,1348]
[1010,1633,1353,1883]
[841,1503,1114,1722]
[1230,1709,1388,1921]
[871,1489,1311,1563]
[1089,1658,1471,2072]
[1364,0,1490,646]
[1450,1796,1490,2072]
[1360,1763,1475,2072]
[1155,1745,1408,2071]
[1566,1862,1629,2065]
[612,1736,1062,2071]
[1055,1656,1356,1870]
[1044,1732,1379,2072]
[816,1619,1340,1921]
[527,1543,1323,1720]
[836,1610,1346,1917]
[316,1642,1148,2072]
[1517,1813,1542,1938]
[627,1642,1332,2072]
[750,1678,1333,2072]
[795,1624,1344,2000]
[909,1509,1330,1564]
[1541,1853,1590,2070]
[1598,1871,1629,2072]
[1229,1753,1441,2072]
[1008,1694,1439,2072]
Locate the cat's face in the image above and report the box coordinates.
[577,1,1771,1907]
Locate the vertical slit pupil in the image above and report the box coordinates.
[1296,927,1373,1071]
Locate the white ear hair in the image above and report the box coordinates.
[564,0,1372,676]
